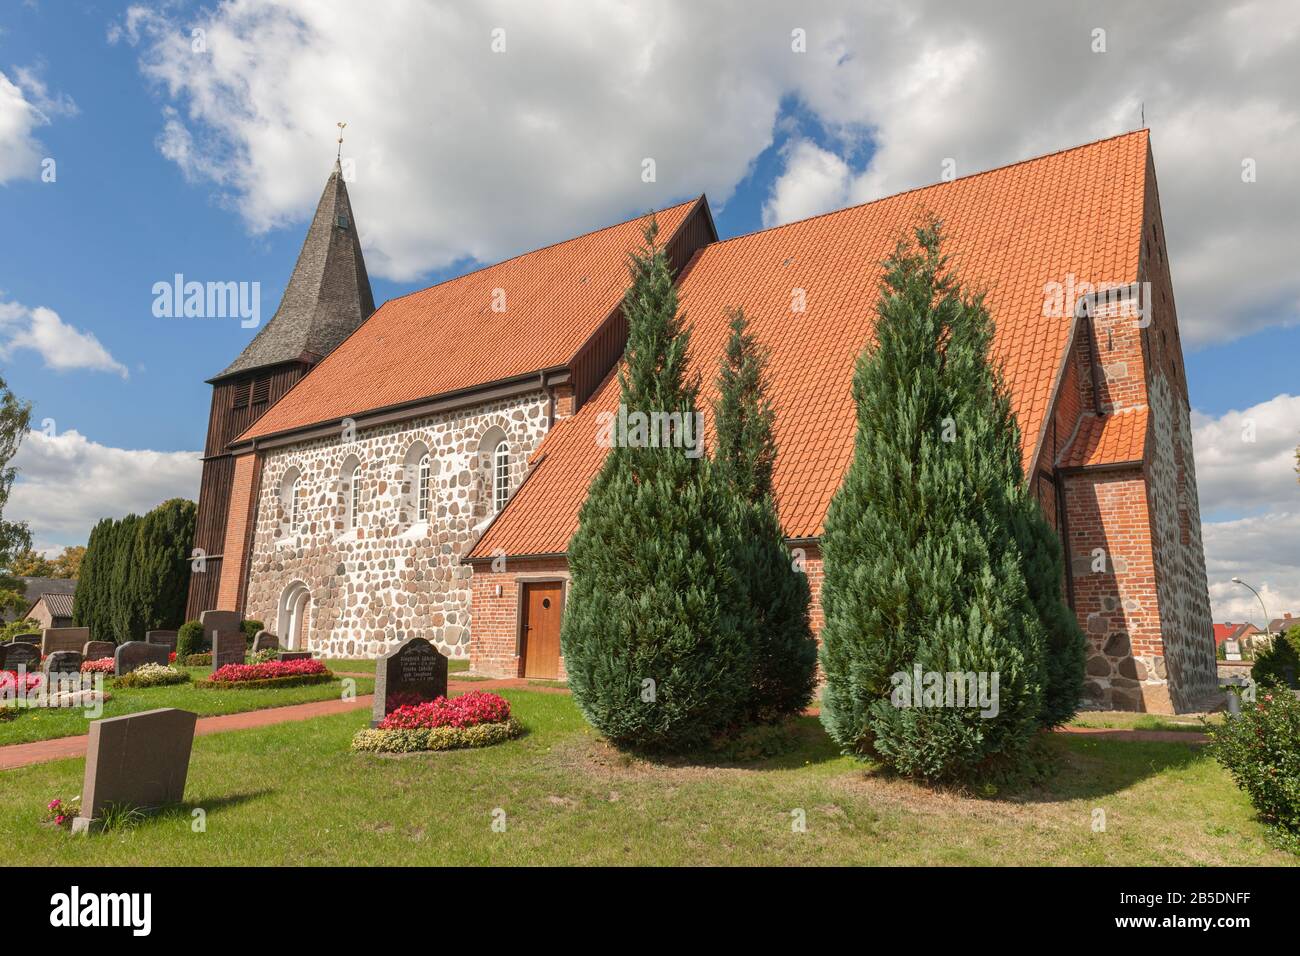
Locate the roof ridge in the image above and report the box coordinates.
[379,196,702,310]
[706,129,1150,251]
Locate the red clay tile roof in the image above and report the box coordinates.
[238,198,702,442]
[1057,407,1149,469]
[471,131,1151,558]
[1212,622,1256,646]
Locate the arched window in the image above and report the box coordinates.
[417,453,431,523]
[280,468,303,533]
[493,440,510,513]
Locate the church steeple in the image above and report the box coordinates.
[214,162,375,379]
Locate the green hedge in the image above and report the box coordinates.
[350,719,524,753]
[193,672,335,691]
[1209,686,1300,838]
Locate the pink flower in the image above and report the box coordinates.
[210,658,328,684]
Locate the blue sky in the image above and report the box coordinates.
[1,1,1297,621]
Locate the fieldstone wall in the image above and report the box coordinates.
[243,391,551,659]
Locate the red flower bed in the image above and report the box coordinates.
[209,658,327,683]
[1,669,43,694]
[81,658,115,674]
[378,691,511,730]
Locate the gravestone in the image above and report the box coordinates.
[200,609,244,668]
[43,651,83,677]
[71,708,197,834]
[211,631,246,671]
[114,641,172,677]
[251,630,280,653]
[0,641,40,672]
[145,630,179,653]
[371,637,448,727]
[83,641,116,662]
[42,627,90,656]
[278,651,311,662]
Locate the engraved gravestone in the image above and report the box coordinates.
[83,641,116,662]
[114,641,172,676]
[0,641,40,672]
[43,651,83,677]
[278,651,311,662]
[211,631,246,671]
[200,610,246,671]
[371,637,448,727]
[251,630,280,653]
[146,630,179,653]
[71,708,197,834]
[42,627,89,656]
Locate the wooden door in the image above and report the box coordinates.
[521,582,564,679]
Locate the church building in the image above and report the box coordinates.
[192,130,1219,714]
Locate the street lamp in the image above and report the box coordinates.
[1231,577,1272,637]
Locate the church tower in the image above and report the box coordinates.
[186,162,375,618]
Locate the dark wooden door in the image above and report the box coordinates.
[522,582,564,679]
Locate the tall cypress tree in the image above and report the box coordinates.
[108,513,141,642]
[561,221,753,752]
[819,220,1056,782]
[74,517,114,641]
[713,308,817,721]
[131,498,197,632]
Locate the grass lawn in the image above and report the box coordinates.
[1,690,1291,865]
[1068,711,1222,733]
[0,668,375,745]
[322,657,469,675]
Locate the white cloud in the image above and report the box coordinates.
[761,141,851,227]
[1192,393,1300,622]
[1192,393,1300,518]
[0,70,46,183]
[8,429,201,550]
[1204,514,1300,626]
[0,299,129,378]
[121,3,1299,336]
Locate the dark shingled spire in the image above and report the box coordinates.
[214,161,375,379]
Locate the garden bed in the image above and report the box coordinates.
[351,691,520,753]
[194,658,335,690]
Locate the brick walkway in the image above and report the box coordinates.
[0,678,574,771]
[1,679,1205,771]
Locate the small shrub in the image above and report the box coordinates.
[176,619,205,658]
[1253,629,1300,690]
[114,663,190,688]
[1209,686,1300,838]
[182,653,212,666]
[241,619,263,645]
[247,648,278,665]
[80,658,115,675]
[351,718,523,753]
[378,691,510,730]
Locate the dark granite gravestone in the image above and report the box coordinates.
[0,641,40,672]
[277,651,311,662]
[83,641,116,662]
[43,651,83,677]
[251,630,280,653]
[371,637,448,727]
[145,630,179,652]
[71,708,197,834]
[42,627,90,656]
[114,641,172,677]
[211,631,246,671]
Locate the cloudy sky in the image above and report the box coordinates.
[0,0,1296,623]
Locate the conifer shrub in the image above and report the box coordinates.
[713,308,817,722]
[818,219,1077,783]
[561,221,753,752]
